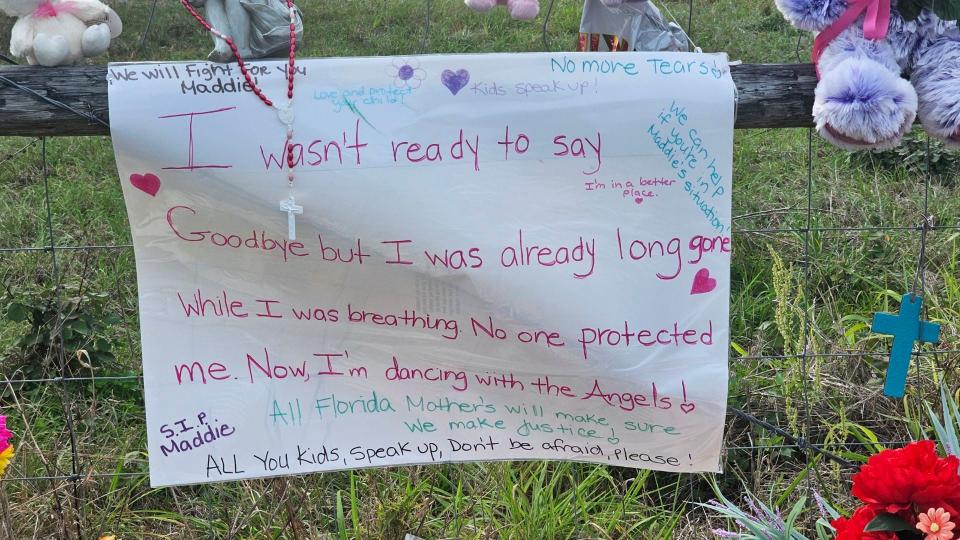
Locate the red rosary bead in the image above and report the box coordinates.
[180,0,297,111]
[183,0,303,235]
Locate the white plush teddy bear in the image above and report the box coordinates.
[1,0,122,66]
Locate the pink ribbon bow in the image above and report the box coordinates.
[812,0,891,77]
[33,1,79,19]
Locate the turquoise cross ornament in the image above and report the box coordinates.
[872,293,941,398]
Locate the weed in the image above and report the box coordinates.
[2,281,120,381]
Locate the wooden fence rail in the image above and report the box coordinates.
[0,63,816,137]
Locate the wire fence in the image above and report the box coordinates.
[0,1,956,538]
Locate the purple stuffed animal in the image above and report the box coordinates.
[776,0,960,150]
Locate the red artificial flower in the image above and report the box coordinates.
[832,505,900,540]
[852,441,960,518]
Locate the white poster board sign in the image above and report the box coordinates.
[108,52,735,487]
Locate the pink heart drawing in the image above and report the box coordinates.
[130,173,161,197]
[690,268,717,295]
[680,402,696,414]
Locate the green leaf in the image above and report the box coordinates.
[783,496,806,536]
[864,513,916,532]
[22,331,46,348]
[91,351,115,365]
[69,319,91,335]
[336,490,348,540]
[6,302,30,322]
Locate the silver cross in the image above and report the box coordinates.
[279,196,303,240]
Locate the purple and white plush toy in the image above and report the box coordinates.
[464,0,540,20]
[775,0,960,150]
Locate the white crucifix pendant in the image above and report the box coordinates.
[276,102,294,127]
[280,196,303,240]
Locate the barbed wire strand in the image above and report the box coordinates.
[0,138,40,170]
[2,346,959,385]
[137,0,161,58]
[911,135,934,410]
[419,0,432,54]
[536,3,587,532]
[682,0,699,506]
[0,74,109,129]
[4,223,960,257]
[800,122,817,494]
[4,436,901,484]
[39,137,85,538]
[728,407,858,470]
[793,27,824,497]
[541,0,557,51]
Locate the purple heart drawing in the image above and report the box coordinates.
[441,69,470,95]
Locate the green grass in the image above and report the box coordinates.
[1,0,960,538]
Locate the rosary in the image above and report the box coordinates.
[180,0,304,240]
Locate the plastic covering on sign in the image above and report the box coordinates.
[578,0,689,52]
[108,52,734,487]
[188,0,305,59]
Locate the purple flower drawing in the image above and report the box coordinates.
[389,58,426,89]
